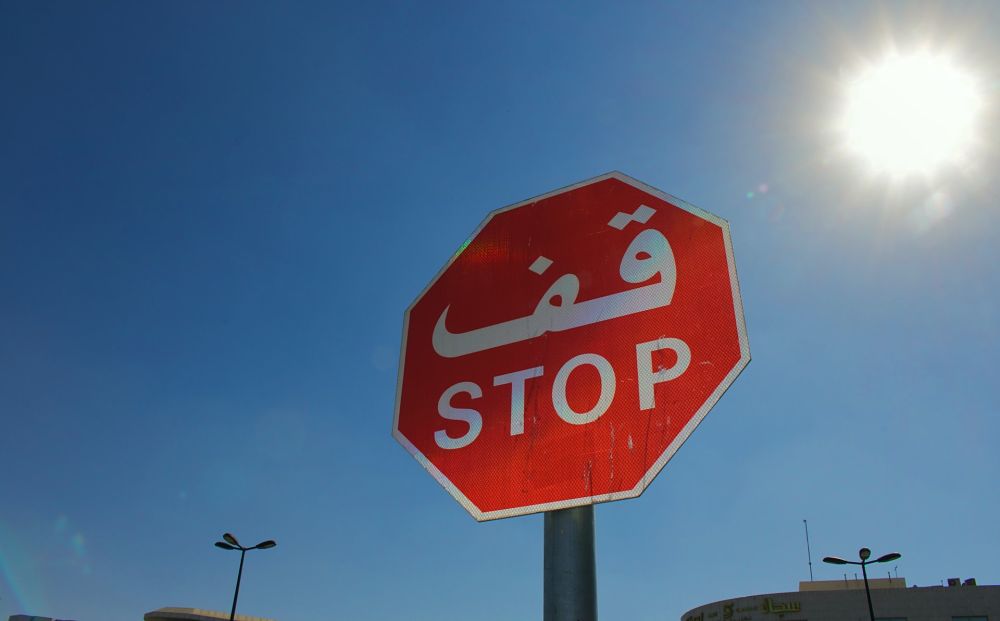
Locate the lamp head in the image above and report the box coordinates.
[254,540,277,550]
[875,552,901,563]
[214,542,237,550]
[223,533,240,547]
[823,556,849,565]
[859,547,871,561]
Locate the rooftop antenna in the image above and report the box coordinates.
[803,519,814,581]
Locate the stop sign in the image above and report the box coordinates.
[394,172,749,520]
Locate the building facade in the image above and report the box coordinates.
[144,608,276,621]
[681,578,998,621]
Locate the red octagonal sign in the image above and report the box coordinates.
[394,172,749,520]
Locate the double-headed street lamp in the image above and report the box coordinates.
[214,532,277,621]
[823,547,901,621]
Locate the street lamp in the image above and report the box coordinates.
[214,532,277,621]
[823,547,901,621]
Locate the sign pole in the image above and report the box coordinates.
[544,505,597,621]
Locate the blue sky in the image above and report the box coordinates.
[1,2,998,620]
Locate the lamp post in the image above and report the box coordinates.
[214,532,277,621]
[823,547,901,621]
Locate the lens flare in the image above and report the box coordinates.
[841,50,982,177]
[0,520,46,615]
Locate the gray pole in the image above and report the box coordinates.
[229,548,246,621]
[861,561,875,621]
[544,505,597,621]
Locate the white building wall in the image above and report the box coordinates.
[681,584,1000,621]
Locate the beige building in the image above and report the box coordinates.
[7,607,277,621]
[144,608,276,621]
[682,578,998,621]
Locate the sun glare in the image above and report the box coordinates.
[841,50,982,177]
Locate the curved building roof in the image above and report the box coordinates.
[681,580,999,621]
[144,608,276,621]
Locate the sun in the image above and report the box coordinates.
[841,50,983,177]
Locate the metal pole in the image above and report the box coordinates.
[860,561,875,621]
[230,548,246,621]
[544,505,597,621]
[803,520,814,581]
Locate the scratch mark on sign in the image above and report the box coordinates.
[609,424,616,482]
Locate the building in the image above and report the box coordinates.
[681,577,999,621]
[144,608,276,621]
